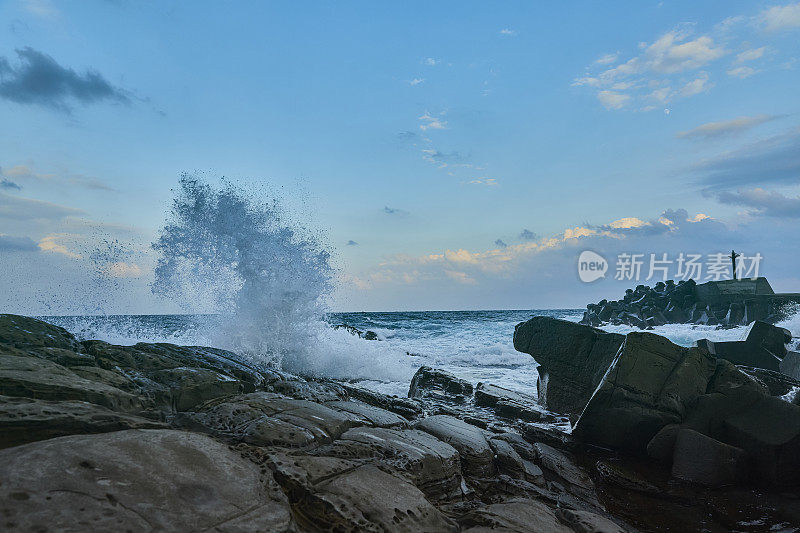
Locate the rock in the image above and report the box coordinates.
[724,302,745,326]
[325,400,409,428]
[738,365,800,396]
[270,456,454,531]
[0,429,293,531]
[408,366,473,402]
[187,392,362,447]
[489,437,525,477]
[573,332,716,452]
[555,509,626,533]
[721,395,800,486]
[0,395,166,449]
[513,317,624,419]
[0,355,141,412]
[671,429,745,487]
[0,314,79,351]
[533,442,594,492]
[341,384,424,419]
[646,424,680,463]
[595,460,661,495]
[69,365,139,392]
[363,330,379,340]
[780,351,800,382]
[311,426,462,500]
[269,378,348,402]
[147,366,248,411]
[697,321,790,372]
[474,382,553,422]
[415,414,496,478]
[460,498,572,532]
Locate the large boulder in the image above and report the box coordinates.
[474,382,554,422]
[0,314,80,351]
[408,366,473,402]
[670,428,745,486]
[780,351,800,381]
[0,429,293,531]
[513,317,624,419]
[573,332,716,452]
[697,321,790,372]
[458,498,573,532]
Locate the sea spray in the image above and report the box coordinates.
[150,174,410,381]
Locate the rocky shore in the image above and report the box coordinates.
[2,313,800,531]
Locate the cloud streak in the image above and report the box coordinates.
[0,47,129,112]
[677,114,780,140]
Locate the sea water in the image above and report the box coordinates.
[42,310,800,398]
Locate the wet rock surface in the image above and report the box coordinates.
[3,313,800,531]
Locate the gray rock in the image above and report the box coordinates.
[460,498,572,532]
[0,314,79,351]
[780,351,800,381]
[0,355,141,412]
[573,332,716,452]
[312,426,462,500]
[721,395,800,486]
[187,392,362,447]
[325,400,409,428]
[533,442,594,492]
[697,320,790,372]
[0,395,166,449]
[408,366,473,402]
[555,508,627,533]
[474,382,553,422]
[671,428,745,486]
[513,316,624,419]
[646,423,680,463]
[0,429,293,531]
[147,366,248,411]
[415,414,496,478]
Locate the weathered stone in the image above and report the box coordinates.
[474,382,553,422]
[646,424,680,463]
[325,400,408,428]
[0,395,166,449]
[0,429,293,531]
[0,314,79,351]
[533,442,594,492]
[274,458,453,532]
[573,332,716,452]
[415,414,496,478]
[460,498,572,533]
[269,378,348,402]
[408,366,473,402]
[697,320,790,372]
[721,395,800,486]
[739,365,800,396]
[780,351,800,382]
[489,436,525,478]
[671,428,745,487]
[341,384,424,419]
[69,365,138,392]
[187,392,362,447]
[312,426,462,500]
[595,459,662,495]
[555,508,627,533]
[147,366,248,411]
[513,316,624,419]
[0,355,141,412]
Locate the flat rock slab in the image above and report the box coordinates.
[415,414,496,478]
[325,400,409,428]
[475,383,553,422]
[0,429,293,531]
[574,332,716,452]
[0,355,141,412]
[0,395,166,449]
[313,426,461,500]
[513,316,624,419]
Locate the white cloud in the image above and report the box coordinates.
[677,114,778,139]
[597,90,630,109]
[423,57,439,66]
[678,72,713,97]
[102,261,144,278]
[419,112,447,131]
[727,66,757,78]
[595,53,619,65]
[758,2,800,32]
[464,177,498,186]
[499,28,517,36]
[735,47,766,63]
[645,31,726,74]
[37,234,80,259]
[409,78,425,86]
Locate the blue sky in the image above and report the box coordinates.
[1,0,799,313]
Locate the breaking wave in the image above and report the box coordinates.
[150,174,410,381]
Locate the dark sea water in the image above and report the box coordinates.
[41,309,786,398]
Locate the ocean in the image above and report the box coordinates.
[41,310,800,399]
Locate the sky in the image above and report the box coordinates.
[1,0,799,313]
